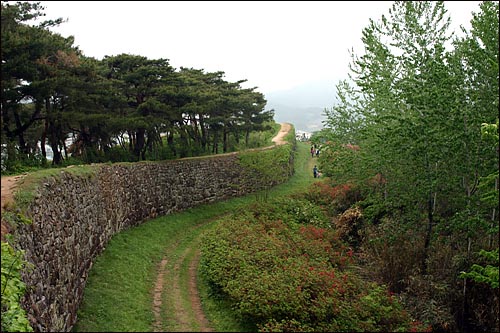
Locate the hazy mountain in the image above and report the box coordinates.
[268,104,326,133]
[264,80,337,133]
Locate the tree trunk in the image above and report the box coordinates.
[421,152,434,275]
[489,177,498,249]
[200,118,208,151]
[41,120,47,159]
[223,127,228,153]
[13,109,28,154]
[179,128,189,158]
[48,126,62,165]
[45,98,62,165]
[212,130,219,154]
[167,131,176,157]
[134,128,145,160]
[245,129,250,147]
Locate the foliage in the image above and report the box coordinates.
[317,1,499,331]
[459,118,498,290]
[73,142,314,332]
[333,206,364,247]
[460,249,499,289]
[1,242,33,332]
[238,143,294,201]
[1,1,276,173]
[235,121,279,150]
[200,194,426,332]
[478,119,499,209]
[0,151,49,176]
[272,196,332,229]
[304,181,362,216]
[0,212,32,232]
[230,196,331,230]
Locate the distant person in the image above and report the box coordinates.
[313,165,318,178]
[315,148,320,157]
[311,146,315,158]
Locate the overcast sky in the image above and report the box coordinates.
[39,1,483,95]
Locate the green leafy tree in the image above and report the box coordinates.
[1,1,65,165]
[101,54,176,160]
[235,86,274,147]
[320,1,498,330]
[447,4,499,328]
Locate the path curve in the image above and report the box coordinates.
[152,122,292,331]
[272,122,292,146]
[0,123,293,329]
[1,174,25,210]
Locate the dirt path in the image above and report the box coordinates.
[1,173,27,239]
[151,218,216,332]
[272,122,292,146]
[1,123,293,329]
[188,250,212,332]
[1,174,25,210]
[152,122,292,331]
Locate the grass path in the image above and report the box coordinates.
[73,139,317,332]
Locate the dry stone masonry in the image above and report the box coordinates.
[12,146,294,332]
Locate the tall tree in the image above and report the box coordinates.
[320,1,498,330]
[335,1,459,270]
[1,1,64,162]
[101,54,175,160]
[236,86,274,147]
[447,2,499,330]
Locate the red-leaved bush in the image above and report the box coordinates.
[200,203,427,332]
[305,181,361,215]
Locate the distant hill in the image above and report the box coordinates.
[268,103,326,133]
[264,80,336,133]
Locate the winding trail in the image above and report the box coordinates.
[0,123,294,330]
[272,122,291,146]
[151,122,293,332]
[152,220,214,332]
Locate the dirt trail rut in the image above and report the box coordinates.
[0,123,293,330]
[152,122,292,331]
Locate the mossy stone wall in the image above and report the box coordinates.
[13,147,294,332]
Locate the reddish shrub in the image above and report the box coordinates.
[305,182,361,215]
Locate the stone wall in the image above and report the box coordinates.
[13,145,294,332]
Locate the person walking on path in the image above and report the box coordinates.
[313,165,318,178]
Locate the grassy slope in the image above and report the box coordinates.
[73,141,317,332]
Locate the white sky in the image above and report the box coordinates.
[38,1,483,95]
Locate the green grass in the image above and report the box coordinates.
[73,140,317,332]
[237,121,282,150]
[10,165,96,211]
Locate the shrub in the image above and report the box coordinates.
[359,216,425,292]
[238,144,294,201]
[201,204,421,332]
[105,146,138,162]
[460,249,499,289]
[305,182,362,216]
[1,241,33,332]
[241,197,331,229]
